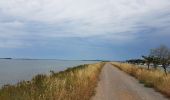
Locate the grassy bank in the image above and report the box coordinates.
[0,63,104,100]
[112,62,170,97]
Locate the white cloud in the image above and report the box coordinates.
[0,0,169,21]
[0,0,170,48]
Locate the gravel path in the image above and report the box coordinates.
[92,63,169,100]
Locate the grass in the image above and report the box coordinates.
[112,62,170,97]
[0,63,104,100]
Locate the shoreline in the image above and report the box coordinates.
[0,63,104,100]
[0,60,101,88]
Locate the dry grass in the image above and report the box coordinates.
[0,63,104,100]
[112,62,170,97]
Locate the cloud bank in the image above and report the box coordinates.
[0,0,170,53]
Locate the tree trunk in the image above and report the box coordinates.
[163,66,167,75]
[147,63,150,70]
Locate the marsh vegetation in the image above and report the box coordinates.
[0,63,104,100]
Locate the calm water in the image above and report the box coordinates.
[0,59,99,87]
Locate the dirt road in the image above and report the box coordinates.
[92,63,169,100]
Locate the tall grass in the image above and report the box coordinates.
[0,63,104,100]
[112,62,170,97]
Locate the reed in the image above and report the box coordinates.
[112,62,170,97]
[0,63,104,100]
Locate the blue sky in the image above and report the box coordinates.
[0,0,170,60]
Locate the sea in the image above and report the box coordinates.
[0,59,100,87]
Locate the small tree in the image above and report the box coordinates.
[126,59,144,65]
[142,56,154,70]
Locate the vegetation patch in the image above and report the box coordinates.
[0,63,104,100]
[112,62,170,97]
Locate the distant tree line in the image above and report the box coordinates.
[126,45,170,75]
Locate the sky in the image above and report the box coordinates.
[0,0,170,60]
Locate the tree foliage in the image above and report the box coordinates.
[150,45,170,75]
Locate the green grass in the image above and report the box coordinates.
[0,63,104,100]
[112,62,170,97]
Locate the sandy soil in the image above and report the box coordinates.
[92,63,169,100]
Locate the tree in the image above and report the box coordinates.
[142,56,154,70]
[126,59,144,65]
[150,45,170,75]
